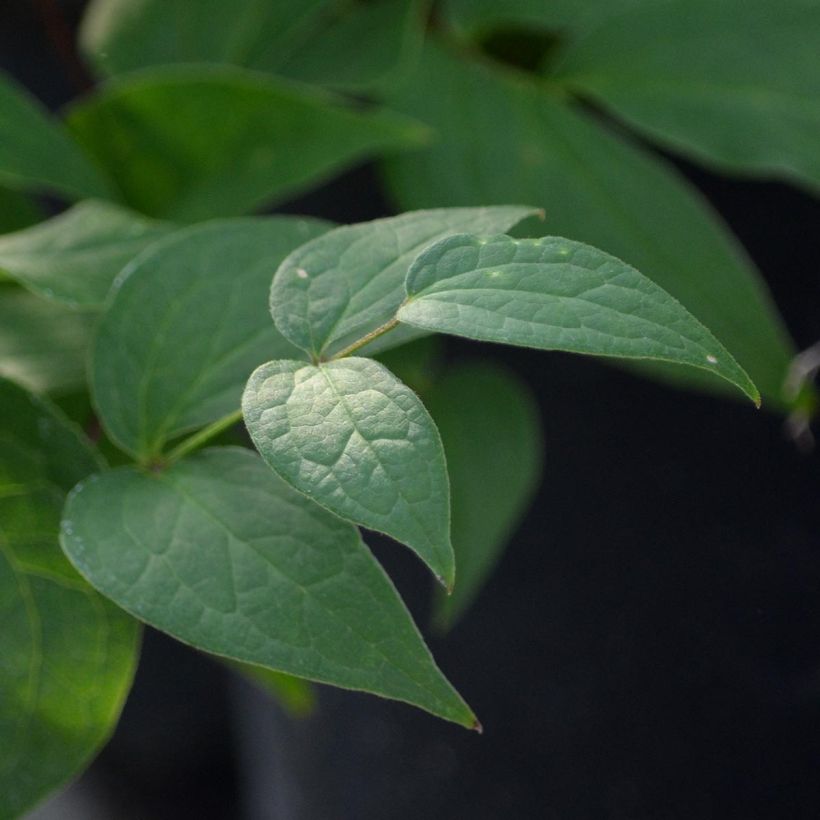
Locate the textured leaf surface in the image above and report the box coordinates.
[0,287,93,395]
[0,384,137,819]
[92,218,328,459]
[0,200,172,307]
[243,358,453,585]
[0,72,111,201]
[383,44,794,408]
[66,65,428,220]
[554,0,820,192]
[425,364,542,629]
[400,234,759,403]
[60,447,475,728]
[271,206,539,358]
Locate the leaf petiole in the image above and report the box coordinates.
[328,316,400,361]
[163,408,244,466]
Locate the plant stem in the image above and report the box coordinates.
[329,317,400,360]
[164,408,244,465]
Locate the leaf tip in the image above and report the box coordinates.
[471,717,484,734]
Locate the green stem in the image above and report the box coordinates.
[329,317,400,360]
[164,408,244,465]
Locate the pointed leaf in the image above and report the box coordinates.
[243,358,453,586]
[91,218,330,459]
[0,200,172,308]
[0,71,112,201]
[554,0,820,192]
[271,206,540,359]
[65,65,429,220]
[426,364,542,629]
[60,447,475,728]
[399,233,759,404]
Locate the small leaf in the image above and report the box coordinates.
[554,0,820,192]
[60,447,475,728]
[65,65,429,220]
[399,233,759,404]
[228,662,316,718]
[0,71,112,201]
[91,218,330,459]
[0,200,173,307]
[0,287,94,395]
[426,364,542,629]
[271,206,540,359]
[243,358,454,586]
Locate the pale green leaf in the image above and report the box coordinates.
[92,218,329,459]
[0,72,112,201]
[0,287,94,395]
[65,65,429,220]
[0,200,172,308]
[383,44,795,408]
[425,364,542,629]
[554,0,820,192]
[399,233,759,404]
[229,662,316,718]
[271,206,540,358]
[60,447,476,728]
[243,358,453,586]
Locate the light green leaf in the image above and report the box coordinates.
[229,662,316,718]
[0,200,172,308]
[271,206,540,359]
[92,218,329,460]
[399,233,759,404]
[0,189,42,234]
[0,384,138,819]
[0,71,112,202]
[0,287,94,395]
[554,0,820,192]
[65,65,429,220]
[383,44,795,408]
[243,358,453,586]
[425,364,542,630]
[60,447,476,728]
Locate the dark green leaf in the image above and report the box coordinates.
[92,218,329,459]
[65,65,429,220]
[0,200,172,307]
[243,357,454,585]
[60,447,476,728]
[0,189,42,234]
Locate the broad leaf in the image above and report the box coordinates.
[65,65,429,220]
[0,287,94,395]
[271,206,539,359]
[92,218,329,459]
[554,0,820,192]
[383,44,795,409]
[399,233,759,404]
[60,447,476,728]
[0,188,41,234]
[0,200,172,308]
[0,71,111,201]
[425,364,542,629]
[243,358,453,586]
[0,384,138,819]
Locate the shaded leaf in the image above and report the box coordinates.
[60,447,476,728]
[0,189,42,234]
[91,218,329,459]
[0,200,172,308]
[243,357,453,586]
[229,662,316,718]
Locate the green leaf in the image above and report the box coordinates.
[0,189,42,234]
[243,358,454,586]
[0,287,94,395]
[228,662,316,718]
[60,447,476,728]
[65,65,429,220]
[91,218,329,460]
[0,200,172,308]
[554,0,820,192]
[271,206,540,359]
[0,71,112,201]
[425,364,542,629]
[81,0,426,93]
[0,385,138,819]
[400,233,759,404]
[383,44,795,408]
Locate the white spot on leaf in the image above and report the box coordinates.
[296,268,309,279]
[706,354,718,364]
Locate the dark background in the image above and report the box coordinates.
[5,2,820,818]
